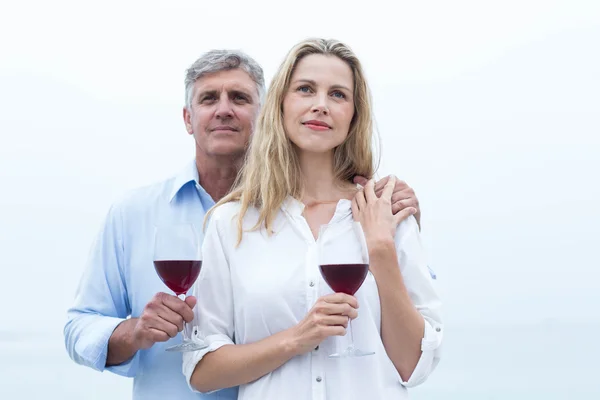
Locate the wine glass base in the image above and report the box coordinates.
[165,340,208,352]
[328,347,375,358]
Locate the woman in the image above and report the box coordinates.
[182,38,442,399]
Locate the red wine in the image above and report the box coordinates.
[153,260,202,295]
[319,263,369,295]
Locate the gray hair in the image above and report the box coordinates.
[184,49,266,110]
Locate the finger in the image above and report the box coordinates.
[322,293,359,309]
[351,197,360,221]
[393,206,417,226]
[353,175,369,187]
[147,327,171,343]
[390,189,415,206]
[364,179,377,203]
[391,198,417,214]
[185,295,197,310]
[317,302,358,319]
[355,189,367,211]
[323,325,347,337]
[381,175,396,201]
[155,305,185,333]
[372,175,390,195]
[378,177,410,199]
[319,315,350,328]
[322,302,359,320]
[146,312,180,338]
[162,294,195,323]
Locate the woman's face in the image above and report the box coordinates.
[283,54,355,155]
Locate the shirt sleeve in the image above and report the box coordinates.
[63,203,139,377]
[395,216,443,388]
[182,208,235,393]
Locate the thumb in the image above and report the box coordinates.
[185,295,197,309]
[353,175,369,187]
[394,207,417,226]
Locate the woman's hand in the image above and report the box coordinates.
[352,176,416,247]
[353,175,421,228]
[290,293,358,355]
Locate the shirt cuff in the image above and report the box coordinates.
[400,320,443,387]
[82,316,140,377]
[182,334,234,393]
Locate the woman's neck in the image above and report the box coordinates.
[298,150,356,204]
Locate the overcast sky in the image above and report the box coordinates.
[1,0,598,339]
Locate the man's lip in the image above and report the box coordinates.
[211,126,238,132]
[302,120,331,128]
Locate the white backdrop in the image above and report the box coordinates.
[1,1,599,398]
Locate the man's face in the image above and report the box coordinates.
[184,69,260,159]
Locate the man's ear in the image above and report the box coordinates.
[183,107,193,135]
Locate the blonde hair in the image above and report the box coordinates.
[209,38,379,244]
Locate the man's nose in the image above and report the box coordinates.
[215,94,234,119]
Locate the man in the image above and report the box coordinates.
[64,50,423,399]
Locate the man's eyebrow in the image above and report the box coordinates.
[231,88,254,98]
[196,86,257,102]
[196,89,217,98]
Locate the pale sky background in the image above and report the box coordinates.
[0,0,599,398]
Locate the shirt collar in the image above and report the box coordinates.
[281,196,305,216]
[169,160,200,203]
[282,196,352,222]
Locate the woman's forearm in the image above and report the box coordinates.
[190,329,300,393]
[369,239,425,382]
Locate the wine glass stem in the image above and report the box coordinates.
[179,293,190,342]
[348,317,355,349]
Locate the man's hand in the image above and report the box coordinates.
[132,292,197,350]
[354,175,421,229]
[106,292,197,367]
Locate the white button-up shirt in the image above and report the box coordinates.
[183,197,443,400]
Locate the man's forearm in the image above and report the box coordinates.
[106,318,140,367]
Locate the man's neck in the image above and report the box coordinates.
[195,154,243,202]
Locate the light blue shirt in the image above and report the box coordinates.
[64,161,238,400]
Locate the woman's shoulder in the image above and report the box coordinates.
[210,200,243,221]
[209,200,262,232]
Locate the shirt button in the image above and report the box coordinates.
[314,346,319,351]
[435,326,442,332]
[309,281,315,287]
[316,376,322,382]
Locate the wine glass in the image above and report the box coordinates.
[153,223,207,352]
[318,221,375,358]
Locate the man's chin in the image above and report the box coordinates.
[207,145,246,158]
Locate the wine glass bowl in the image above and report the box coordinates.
[153,223,207,352]
[318,222,375,358]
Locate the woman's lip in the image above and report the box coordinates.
[303,122,331,131]
[303,123,331,131]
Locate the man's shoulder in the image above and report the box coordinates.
[109,175,177,215]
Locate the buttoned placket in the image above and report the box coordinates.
[282,199,353,400]
[301,222,327,400]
